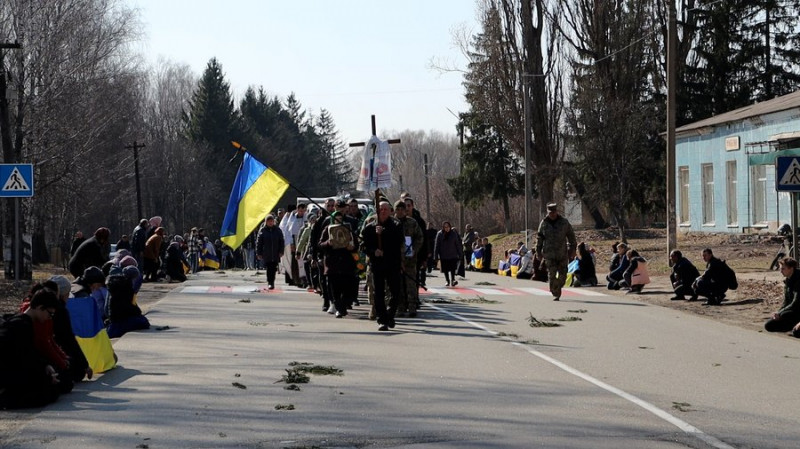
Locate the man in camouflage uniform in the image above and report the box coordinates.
[361,211,379,320]
[394,200,424,317]
[535,202,577,301]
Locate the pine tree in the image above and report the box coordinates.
[447,112,524,233]
[316,109,355,194]
[740,0,800,101]
[182,57,240,215]
[183,58,237,154]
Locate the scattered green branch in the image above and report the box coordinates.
[527,314,561,327]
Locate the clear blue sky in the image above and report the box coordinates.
[127,0,477,143]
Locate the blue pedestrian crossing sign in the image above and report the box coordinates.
[776,157,800,192]
[0,164,34,197]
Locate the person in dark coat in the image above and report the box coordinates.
[69,231,86,258]
[0,289,63,409]
[573,242,598,287]
[256,214,285,289]
[130,219,149,267]
[669,250,701,301]
[319,211,358,317]
[116,235,132,252]
[606,242,629,289]
[425,223,438,273]
[403,197,428,289]
[360,201,405,331]
[106,267,150,338]
[164,239,188,283]
[68,227,111,278]
[765,257,800,336]
[434,221,463,287]
[692,248,730,305]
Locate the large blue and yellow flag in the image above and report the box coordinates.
[220,152,289,250]
[66,296,117,373]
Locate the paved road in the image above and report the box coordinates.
[3,269,799,449]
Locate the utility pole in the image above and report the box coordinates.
[666,0,678,256]
[125,141,146,219]
[423,153,431,223]
[458,122,465,233]
[523,76,532,247]
[1,41,24,282]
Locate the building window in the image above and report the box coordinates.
[702,163,715,224]
[726,160,737,225]
[679,166,689,224]
[752,165,767,224]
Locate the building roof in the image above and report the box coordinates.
[675,89,800,137]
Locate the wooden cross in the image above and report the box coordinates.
[349,114,401,191]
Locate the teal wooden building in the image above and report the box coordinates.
[675,90,800,233]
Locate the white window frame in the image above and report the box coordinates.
[679,166,690,224]
[702,163,715,225]
[751,165,768,225]
[726,160,738,226]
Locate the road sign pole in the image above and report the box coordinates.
[793,193,798,261]
[14,197,19,283]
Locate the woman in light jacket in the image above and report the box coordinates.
[622,249,650,293]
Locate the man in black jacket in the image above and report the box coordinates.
[403,197,428,289]
[692,248,730,305]
[669,250,701,301]
[256,215,285,290]
[68,227,111,278]
[360,201,404,331]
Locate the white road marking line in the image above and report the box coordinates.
[562,287,608,297]
[424,287,463,296]
[471,288,514,296]
[515,287,553,296]
[179,286,308,295]
[426,303,736,449]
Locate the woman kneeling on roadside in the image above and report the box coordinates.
[620,249,650,294]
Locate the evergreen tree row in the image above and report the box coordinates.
[182,58,356,232]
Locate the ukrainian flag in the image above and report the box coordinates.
[66,296,117,373]
[220,152,289,250]
[200,248,220,270]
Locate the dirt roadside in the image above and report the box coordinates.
[489,228,793,337]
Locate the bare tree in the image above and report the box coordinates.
[459,0,567,219]
[1,0,141,261]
